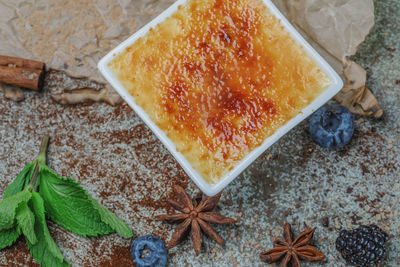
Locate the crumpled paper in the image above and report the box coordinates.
[0,0,174,105]
[0,0,381,116]
[272,0,382,117]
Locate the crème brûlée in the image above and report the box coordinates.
[109,0,331,184]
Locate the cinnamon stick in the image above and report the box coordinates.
[0,55,45,91]
[0,55,45,70]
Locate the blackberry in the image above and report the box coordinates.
[336,225,389,266]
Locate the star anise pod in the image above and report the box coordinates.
[156,185,235,255]
[260,222,325,267]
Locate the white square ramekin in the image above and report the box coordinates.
[98,0,343,196]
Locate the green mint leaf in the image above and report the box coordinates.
[91,198,133,238]
[3,162,35,199]
[27,192,69,267]
[15,201,37,245]
[0,227,21,250]
[0,189,32,231]
[38,166,114,237]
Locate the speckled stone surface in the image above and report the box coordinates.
[0,0,399,266]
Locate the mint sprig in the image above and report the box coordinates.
[38,165,114,237]
[0,185,34,250]
[0,135,134,266]
[90,197,133,238]
[3,162,36,198]
[15,201,37,244]
[0,227,21,250]
[0,186,32,230]
[27,192,69,267]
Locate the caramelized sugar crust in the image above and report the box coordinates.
[109,0,331,183]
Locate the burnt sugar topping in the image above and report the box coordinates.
[109,0,331,184]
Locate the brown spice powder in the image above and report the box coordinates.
[98,245,134,267]
[0,95,193,266]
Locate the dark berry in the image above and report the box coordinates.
[374,236,384,246]
[359,257,368,265]
[348,237,356,246]
[340,230,350,238]
[131,235,167,267]
[335,225,389,266]
[355,244,363,252]
[370,225,379,231]
[336,237,346,250]
[360,225,371,234]
[382,233,389,242]
[349,258,357,265]
[366,241,375,250]
[309,104,354,148]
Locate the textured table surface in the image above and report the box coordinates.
[0,0,399,266]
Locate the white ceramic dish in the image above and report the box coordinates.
[98,0,343,196]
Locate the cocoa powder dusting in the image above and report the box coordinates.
[0,88,192,266]
[2,240,39,267]
[98,245,134,267]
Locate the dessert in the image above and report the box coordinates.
[109,0,331,183]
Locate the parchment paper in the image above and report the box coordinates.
[0,0,381,117]
[272,0,382,117]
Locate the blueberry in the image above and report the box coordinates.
[309,105,354,148]
[131,235,167,267]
